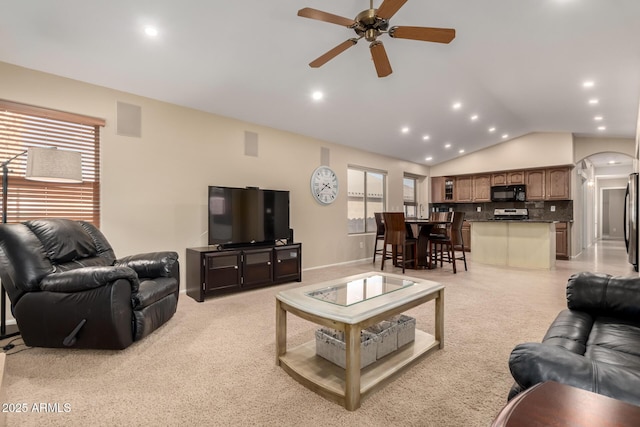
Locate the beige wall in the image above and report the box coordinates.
[0,62,429,282]
[574,136,636,162]
[429,132,575,177]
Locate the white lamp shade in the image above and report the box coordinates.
[25,147,83,183]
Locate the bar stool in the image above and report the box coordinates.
[381,212,417,273]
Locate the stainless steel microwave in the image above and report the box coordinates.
[491,185,526,202]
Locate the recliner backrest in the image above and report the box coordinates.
[0,219,117,304]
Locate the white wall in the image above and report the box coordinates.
[0,61,429,281]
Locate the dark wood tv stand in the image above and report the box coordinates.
[186,243,302,302]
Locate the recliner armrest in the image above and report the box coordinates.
[509,342,640,406]
[115,251,178,279]
[39,266,139,293]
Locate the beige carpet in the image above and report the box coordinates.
[1,240,634,426]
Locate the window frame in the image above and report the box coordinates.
[347,166,387,234]
[0,100,104,226]
[403,175,418,219]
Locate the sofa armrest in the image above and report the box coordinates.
[39,266,139,293]
[115,251,178,279]
[566,272,640,321]
[509,342,640,406]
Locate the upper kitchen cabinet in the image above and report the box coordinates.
[491,171,525,186]
[432,176,455,203]
[455,176,473,202]
[525,169,546,201]
[472,174,491,202]
[546,167,571,200]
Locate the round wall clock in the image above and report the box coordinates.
[311,166,339,205]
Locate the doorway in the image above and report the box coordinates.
[601,188,625,240]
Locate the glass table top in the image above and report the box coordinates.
[305,274,415,307]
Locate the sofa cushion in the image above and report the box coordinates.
[585,317,640,370]
[25,219,97,263]
[542,309,593,354]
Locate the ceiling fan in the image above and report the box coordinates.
[297,0,455,78]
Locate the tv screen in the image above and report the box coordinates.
[208,186,290,247]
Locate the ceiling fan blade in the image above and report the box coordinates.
[297,7,356,28]
[370,41,392,78]
[309,39,358,68]
[389,26,456,43]
[376,0,408,20]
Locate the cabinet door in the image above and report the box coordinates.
[546,168,571,200]
[473,175,491,202]
[507,171,525,184]
[525,170,545,200]
[555,222,569,260]
[491,173,507,186]
[242,249,273,288]
[431,176,445,203]
[455,176,473,202]
[204,252,241,292]
[274,245,301,282]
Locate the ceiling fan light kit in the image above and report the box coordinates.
[298,0,455,78]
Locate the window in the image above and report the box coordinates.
[403,176,418,218]
[347,167,386,234]
[0,100,104,225]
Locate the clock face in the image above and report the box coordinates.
[311,166,339,205]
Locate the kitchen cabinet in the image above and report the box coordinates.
[455,176,473,202]
[473,174,491,202]
[432,176,456,203]
[555,222,569,260]
[491,171,525,186]
[525,170,546,201]
[546,167,571,200]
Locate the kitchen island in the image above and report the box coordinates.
[470,220,556,269]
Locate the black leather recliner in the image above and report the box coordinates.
[508,271,640,406]
[0,218,179,349]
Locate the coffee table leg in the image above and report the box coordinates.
[435,289,444,349]
[344,323,361,411]
[275,299,287,365]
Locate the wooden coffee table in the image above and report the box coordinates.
[492,381,640,426]
[275,272,444,411]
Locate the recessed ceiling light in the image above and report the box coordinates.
[311,91,323,101]
[425,156,433,161]
[144,26,159,37]
[452,102,462,110]
[488,127,496,133]
[458,149,465,154]
[470,115,479,121]
[502,134,509,139]
[422,135,430,141]
[582,80,595,88]
[444,143,452,149]
[598,126,606,131]
[588,98,599,105]
[401,127,411,134]
[594,115,603,121]
[608,160,619,165]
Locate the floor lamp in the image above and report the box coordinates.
[1,147,83,340]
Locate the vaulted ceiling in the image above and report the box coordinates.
[1,0,639,165]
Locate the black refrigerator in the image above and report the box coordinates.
[624,173,638,271]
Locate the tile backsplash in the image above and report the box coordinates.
[429,200,573,222]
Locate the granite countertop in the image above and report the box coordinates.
[467,219,571,223]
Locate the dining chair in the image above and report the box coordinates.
[381,212,417,273]
[429,211,465,273]
[372,212,386,263]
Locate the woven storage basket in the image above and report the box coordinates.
[392,315,416,348]
[366,320,398,359]
[315,328,378,369]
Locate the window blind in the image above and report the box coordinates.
[0,100,104,225]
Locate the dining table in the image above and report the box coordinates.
[405,219,451,269]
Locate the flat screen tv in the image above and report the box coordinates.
[208,186,290,248]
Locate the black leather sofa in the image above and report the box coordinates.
[0,218,179,349]
[508,271,640,406]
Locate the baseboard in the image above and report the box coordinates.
[303,257,372,272]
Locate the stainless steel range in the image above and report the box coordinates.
[491,208,529,221]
